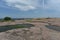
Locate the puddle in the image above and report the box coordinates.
[45,25,60,32]
[0,23,34,32]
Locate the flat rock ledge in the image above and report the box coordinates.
[0,27,42,40]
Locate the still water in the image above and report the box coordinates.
[45,25,60,32]
[0,24,34,32]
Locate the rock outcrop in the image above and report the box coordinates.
[0,27,43,40]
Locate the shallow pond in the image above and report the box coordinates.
[45,25,60,32]
[0,24,34,32]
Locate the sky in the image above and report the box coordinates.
[0,0,60,18]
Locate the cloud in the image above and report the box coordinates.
[45,0,60,11]
[14,5,36,10]
[3,0,41,11]
[3,0,60,12]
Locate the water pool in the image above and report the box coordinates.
[0,24,34,32]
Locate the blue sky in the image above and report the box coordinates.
[0,0,60,18]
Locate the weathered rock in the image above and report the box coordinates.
[0,27,42,40]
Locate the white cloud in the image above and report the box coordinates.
[2,0,60,11]
[14,5,36,10]
[45,0,60,11]
[3,0,41,11]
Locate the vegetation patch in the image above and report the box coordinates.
[36,18,41,20]
[26,19,32,22]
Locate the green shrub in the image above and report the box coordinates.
[4,17,12,21]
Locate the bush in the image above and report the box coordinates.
[4,17,12,21]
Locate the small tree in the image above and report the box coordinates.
[4,17,12,21]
